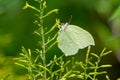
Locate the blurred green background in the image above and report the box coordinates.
[0,0,120,79]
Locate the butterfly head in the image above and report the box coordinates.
[60,23,69,31]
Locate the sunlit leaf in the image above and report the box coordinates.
[110,6,120,20]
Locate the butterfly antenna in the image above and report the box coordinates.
[68,15,72,24]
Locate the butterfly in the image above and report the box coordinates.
[57,23,95,56]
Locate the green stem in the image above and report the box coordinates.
[84,46,91,79]
[93,57,101,80]
[40,0,46,80]
[93,62,98,80]
[28,64,33,80]
[28,50,35,80]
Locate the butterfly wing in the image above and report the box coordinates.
[57,30,79,56]
[67,25,95,49]
[57,25,95,56]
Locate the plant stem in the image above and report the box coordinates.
[84,46,91,79]
[93,62,98,80]
[93,56,101,80]
[40,0,46,80]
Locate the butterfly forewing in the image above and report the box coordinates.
[57,30,79,56]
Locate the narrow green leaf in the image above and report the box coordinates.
[34,29,41,36]
[45,33,58,46]
[38,64,51,74]
[2,74,11,80]
[15,63,28,70]
[106,75,110,80]
[19,60,28,63]
[46,61,53,67]
[41,9,59,19]
[23,1,40,12]
[64,60,70,66]
[100,48,106,57]
[76,62,85,69]
[46,41,57,51]
[61,70,72,79]
[86,74,94,80]
[69,74,76,77]
[88,66,98,69]
[69,74,84,79]
[102,50,112,57]
[99,64,112,68]
[89,71,107,75]
[19,53,25,57]
[34,55,39,63]
[28,49,31,58]
[21,46,28,55]
[91,53,99,59]
[76,75,84,79]
[43,1,47,9]
[35,72,43,78]
[53,55,57,60]
[88,61,95,66]
[60,78,66,80]
[52,68,64,74]
[45,19,60,35]
[110,6,120,20]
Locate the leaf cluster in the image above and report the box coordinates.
[14,0,112,80]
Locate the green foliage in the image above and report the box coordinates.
[0,74,10,80]
[14,0,112,80]
[110,6,120,20]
